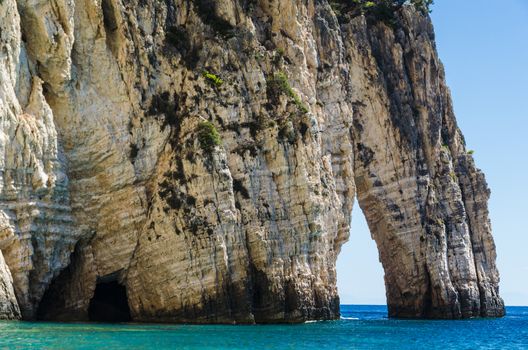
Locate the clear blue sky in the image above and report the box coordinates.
[337,0,528,306]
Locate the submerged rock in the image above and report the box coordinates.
[0,0,504,322]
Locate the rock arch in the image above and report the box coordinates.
[343,12,504,317]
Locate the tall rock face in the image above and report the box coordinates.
[0,0,504,322]
[0,250,20,319]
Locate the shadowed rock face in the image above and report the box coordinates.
[0,0,504,322]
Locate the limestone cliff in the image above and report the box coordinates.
[0,0,504,322]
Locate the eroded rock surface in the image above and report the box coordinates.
[0,250,20,319]
[0,0,504,322]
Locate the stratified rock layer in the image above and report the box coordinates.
[0,250,20,319]
[0,0,504,322]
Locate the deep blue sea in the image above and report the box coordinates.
[0,305,526,349]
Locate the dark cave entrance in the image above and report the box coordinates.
[88,281,131,322]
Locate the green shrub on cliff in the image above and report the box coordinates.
[197,121,221,152]
[411,0,434,13]
[329,0,398,25]
[202,71,224,87]
[267,72,293,98]
[330,0,433,25]
[267,72,308,114]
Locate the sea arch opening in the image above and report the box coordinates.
[337,200,386,315]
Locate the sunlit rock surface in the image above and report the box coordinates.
[0,0,504,322]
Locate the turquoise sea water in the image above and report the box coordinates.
[0,305,526,349]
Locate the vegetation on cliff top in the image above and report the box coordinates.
[330,0,433,25]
